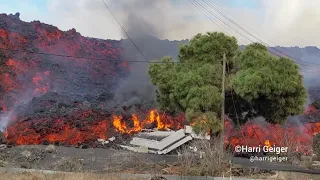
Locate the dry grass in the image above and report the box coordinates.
[281,130,319,170]
[269,171,320,180]
[281,130,305,165]
[0,170,319,180]
[177,137,231,177]
[50,157,84,172]
[313,133,320,159]
[0,172,148,180]
[103,151,154,173]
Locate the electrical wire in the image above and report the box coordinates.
[101,0,150,63]
[189,0,320,72]
[203,0,320,67]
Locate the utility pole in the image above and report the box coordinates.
[221,53,226,148]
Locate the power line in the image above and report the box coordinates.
[226,60,262,169]
[101,0,150,63]
[206,0,303,60]
[205,0,267,45]
[191,0,308,67]
[0,47,211,64]
[0,47,144,63]
[190,0,320,71]
[192,0,253,45]
[188,0,230,35]
[206,0,259,41]
[0,0,318,70]
[203,0,320,67]
[0,44,319,71]
[2,45,319,72]
[189,0,320,71]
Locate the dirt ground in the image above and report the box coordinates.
[0,170,319,180]
[0,145,319,179]
[0,172,148,180]
[0,145,178,174]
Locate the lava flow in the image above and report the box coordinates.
[1,13,320,156]
[0,13,127,117]
[5,109,184,145]
[224,120,320,155]
[112,110,184,134]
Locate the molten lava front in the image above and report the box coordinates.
[224,120,320,154]
[0,13,184,147]
[5,111,320,154]
[5,109,184,145]
[5,106,320,153]
[112,110,184,133]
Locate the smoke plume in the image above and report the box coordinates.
[110,0,170,111]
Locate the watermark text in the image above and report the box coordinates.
[234,145,288,155]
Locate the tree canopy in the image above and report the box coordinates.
[230,43,306,124]
[148,32,307,133]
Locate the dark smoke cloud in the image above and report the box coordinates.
[109,0,168,111]
[121,0,163,39]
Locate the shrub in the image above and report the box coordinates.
[178,138,230,177]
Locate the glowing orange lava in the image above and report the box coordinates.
[264,140,271,148]
[111,109,183,134]
[1,14,320,154]
[5,109,184,145]
[225,120,320,154]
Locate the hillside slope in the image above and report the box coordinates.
[0,13,129,114]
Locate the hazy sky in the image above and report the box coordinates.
[0,0,319,47]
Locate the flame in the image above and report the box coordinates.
[112,109,183,134]
[264,140,271,148]
[1,15,320,153]
[132,114,142,132]
[112,115,128,133]
[4,107,320,151]
[5,109,184,145]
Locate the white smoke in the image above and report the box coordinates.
[0,111,12,132]
[0,86,46,131]
[261,0,320,47]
